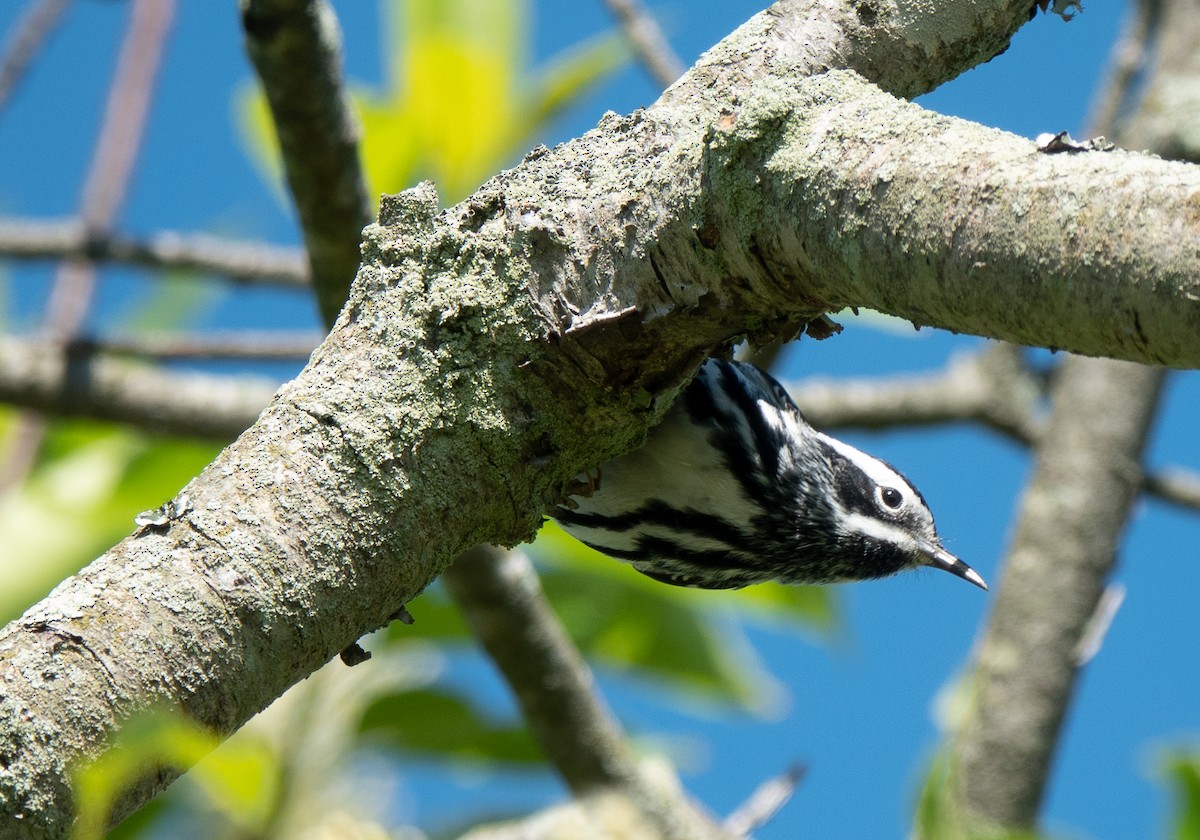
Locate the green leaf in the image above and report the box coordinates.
[72,707,281,840]
[527,522,840,713]
[359,687,544,765]
[0,417,219,624]
[238,0,628,207]
[525,33,629,128]
[1163,751,1200,840]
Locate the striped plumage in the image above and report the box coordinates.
[554,359,985,591]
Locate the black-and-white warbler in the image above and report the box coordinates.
[554,359,986,591]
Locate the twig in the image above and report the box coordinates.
[240,0,371,325]
[1084,0,1160,138]
[85,331,322,361]
[0,0,173,492]
[77,0,174,234]
[0,218,309,287]
[1144,468,1200,511]
[723,764,806,837]
[602,0,685,88]
[0,0,71,112]
[1074,583,1126,666]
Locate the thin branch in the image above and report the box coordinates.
[0,337,275,439]
[0,0,71,112]
[723,764,806,837]
[1144,468,1200,512]
[1,0,172,492]
[788,342,1042,443]
[85,331,321,361]
[602,0,685,88]
[77,0,173,234]
[0,218,309,287]
[240,0,371,326]
[443,546,728,839]
[1083,0,1158,137]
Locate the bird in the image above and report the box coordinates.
[553,358,986,592]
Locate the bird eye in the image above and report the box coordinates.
[878,486,903,509]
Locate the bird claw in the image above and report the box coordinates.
[561,467,602,508]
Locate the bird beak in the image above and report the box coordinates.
[919,541,988,591]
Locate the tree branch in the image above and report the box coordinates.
[0,218,309,288]
[444,547,726,839]
[0,337,275,439]
[789,343,1042,443]
[0,0,70,113]
[602,0,685,88]
[945,357,1165,829]
[0,0,173,493]
[240,0,372,325]
[85,332,320,361]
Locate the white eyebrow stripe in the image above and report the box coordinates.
[818,433,909,491]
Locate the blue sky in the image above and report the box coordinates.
[5,1,1200,838]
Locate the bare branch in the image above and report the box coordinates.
[78,0,173,232]
[946,358,1165,830]
[0,218,309,288]
[0,337,275,439]
[1,0,173,493]
[1144,468,1200,512]
[602,0,685,88]
[87,332,320,361]
[0,0,70,113]
[723,765,806,837]
[789,342,1042,443]
[1084,0,1158,137]
[444,547,726,838]
[240,0,371,325]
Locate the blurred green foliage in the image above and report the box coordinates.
[241,0,629,205]
[1163,751,1200,840]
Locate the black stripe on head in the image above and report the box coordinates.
[717,362,785,481]
[684,361,786,504]
[825,440,876,517]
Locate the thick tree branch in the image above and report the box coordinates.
[945,357,1165,829]
[240,0,371,325]
[0,218,309,288]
